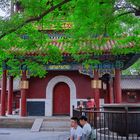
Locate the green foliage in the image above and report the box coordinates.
[0,0,140,77]
[122,59,140,75]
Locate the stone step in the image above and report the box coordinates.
[40,127,70,132]
[40,117,70,132]
[43,117,70,122]
[42,121,70,127]
[31,118,43,132]
[0,118,34,128]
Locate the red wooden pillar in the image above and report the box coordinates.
[105,84,109,103]
[108,80,113,103]
[1,70,7,116]
[114,69,122,103]
[94,69,100,110]
[20,70,28,117]
[103,83,108,104]
[7,76,13,115]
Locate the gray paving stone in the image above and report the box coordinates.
[0,128,70,140]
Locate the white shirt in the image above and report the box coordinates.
[82,123,91,140]
[70,125,83,140]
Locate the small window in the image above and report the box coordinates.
[127,92,137,103]
[77,100,87,108]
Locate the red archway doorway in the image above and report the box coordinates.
[53,82,70,116]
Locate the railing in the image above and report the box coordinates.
[73,107,140,140]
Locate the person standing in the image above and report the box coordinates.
[78,100,85,116]
[86,97,96,125]
[70,117,83,140]
[86,97,95,109]
[78,100,85,109]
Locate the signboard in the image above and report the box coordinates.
[46,64,80,71]
[45,60,124,77]
[48,65,71,70]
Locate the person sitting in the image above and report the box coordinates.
[79,116,91,140]
[70,117,83,140]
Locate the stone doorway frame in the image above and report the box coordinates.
[45,75,77,116]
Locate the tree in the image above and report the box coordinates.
[123,59,140,75]
[0,0,140,77]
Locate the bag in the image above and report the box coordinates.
[88,128,96,140]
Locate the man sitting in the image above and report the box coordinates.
[79,116,92,140]
[70,117,83,140]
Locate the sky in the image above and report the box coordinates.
[0,9,6,17]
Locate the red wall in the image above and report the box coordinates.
[27,71,94,99]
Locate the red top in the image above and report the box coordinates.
[86,99,95,109]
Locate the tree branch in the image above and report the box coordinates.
[115,6,138,11]
[116,11,136,18]
[0,0,71,40]
[103,10,136,36]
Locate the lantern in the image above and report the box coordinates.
[91,80,102,89]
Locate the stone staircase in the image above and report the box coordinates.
[31,118,43,132]
[40,117,70,132]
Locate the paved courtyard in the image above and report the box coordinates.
[0,128,70,140]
